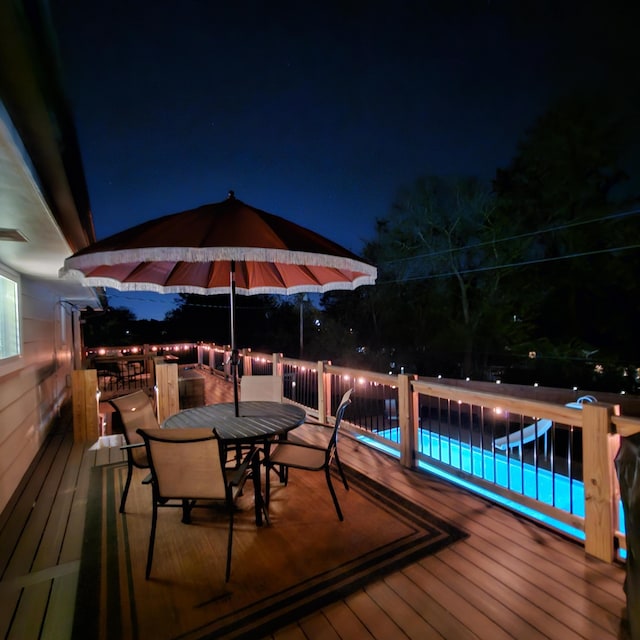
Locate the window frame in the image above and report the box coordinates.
[0,263,22,374]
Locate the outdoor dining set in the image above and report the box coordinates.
[110,378,353,582]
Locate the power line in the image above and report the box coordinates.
[384,206,640,265]
[379,242,640,283]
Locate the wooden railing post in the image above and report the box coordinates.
[318,361,330,424]
[273,352,282,376]
[72,369,100,443]
[146,347,157,389]
[243,348,253,376]
[398,374,417,468]
[155,363,179,424]
[197,344,204,368]
[223,347,231,380]
[583,402,619,561]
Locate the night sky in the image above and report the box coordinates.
[51,1,629,319]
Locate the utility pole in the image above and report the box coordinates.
[299,297,304,358]
[299,294,307,359]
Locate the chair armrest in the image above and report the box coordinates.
[228,447,259,486]
[277,441,325,453]
[120,442,145,451]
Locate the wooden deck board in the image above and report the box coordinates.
[31,434,79,572]
[344,589,408,639]
[41,571,78,640]
[0,431,67,577]
[402,561,514,640]
[364,580,444,639]
[382,571,479,640]
[463,530,623,627]
[428,550,575,640]
[323,600,377,639]
[273,623,309,640]
[0,371,630,640]
[298,613,343,640]
[0,427,74,640]
[8,581,51,640]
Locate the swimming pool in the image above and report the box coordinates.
[357,428,626,544]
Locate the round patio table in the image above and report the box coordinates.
[162,401,306,444]
[163,401,305,527]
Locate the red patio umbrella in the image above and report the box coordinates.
[60,192,377,414]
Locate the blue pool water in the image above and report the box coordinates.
[357,428,626,545]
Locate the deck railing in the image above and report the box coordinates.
[72,342,640,564]
[241,348,640,564]
[85,343,199,398]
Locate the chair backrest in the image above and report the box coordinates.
[138,427,227,501]
[110,390,159,466]
[336,388,353,420]
[327,388,353,458]
[240,375,283,401]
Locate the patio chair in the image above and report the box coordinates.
[241,373,318,431]
[236,374,285,463]
[110,390,159,513]
[137,426,261,582]
[264,388,353,521]
[240,374,283,401]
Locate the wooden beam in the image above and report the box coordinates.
[155,363,179,424]
[71,369,99,442]
[398,374,416,469]
[582,402,618,561]
[318,361,329,424]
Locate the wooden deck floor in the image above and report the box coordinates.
[0,370,631,639]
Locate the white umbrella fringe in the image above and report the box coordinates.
[58,272,374,296]
[60,247,376,274]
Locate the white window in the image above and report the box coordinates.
[0,268,20,360]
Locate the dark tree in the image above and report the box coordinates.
[165,293,301,354]
[358,175,525,376]
[82,306,139,347]
[493,92,640,376]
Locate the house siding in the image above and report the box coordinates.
[0,275,74,513]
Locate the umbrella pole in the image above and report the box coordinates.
[230,261,240,416]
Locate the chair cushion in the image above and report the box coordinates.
[148,435,227,500]
[111,391,159,444]
[268,442,326,470]
[240,375,283,401]
[111,391,160,468]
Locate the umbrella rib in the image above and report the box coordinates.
[127,261,152,280]
[271,263,290,289]
[207,261,216,288]
[295,263,322,287]
[165,262,184,285]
